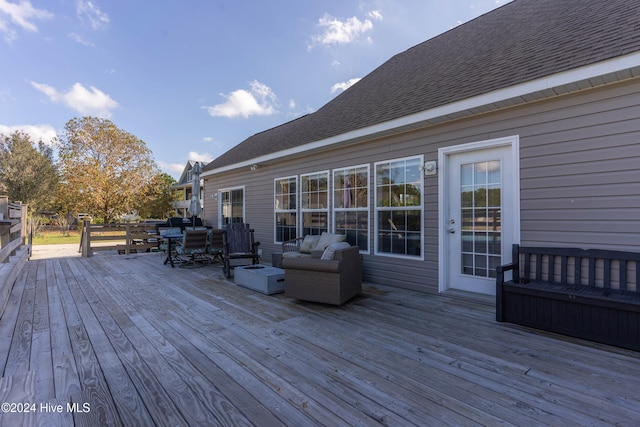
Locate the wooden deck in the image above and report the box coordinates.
[1,252,639,426]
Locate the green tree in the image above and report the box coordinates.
[136,172,176,219]
[58,117,157,223]
[0,131,59,212]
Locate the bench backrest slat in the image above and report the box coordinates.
[620,260,627,291]
[589,258,596,287]
[513,244,639,293]
[560,255,568,284]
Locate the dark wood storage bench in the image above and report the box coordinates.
[496,244,640,351]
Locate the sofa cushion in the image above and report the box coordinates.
[321,242,351,260]
[314,232,346,252]
[299,234,320,254]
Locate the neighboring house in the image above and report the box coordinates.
[201,0,640,296]
[171,160,208,218]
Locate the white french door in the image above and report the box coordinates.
[440,137,519,295]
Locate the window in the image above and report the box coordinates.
[375,156,423,258]
[274,176,297,243]
[333,165,369,252]
[219,187,244,226]
[301,171,329,236]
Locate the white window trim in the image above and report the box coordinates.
[332,164,370,254]
[274,175,298,244]
[217,186,245,228]
[374,155,424,260]
[300,170,330,235]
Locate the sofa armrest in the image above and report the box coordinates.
[282,257,341,273]
[334,246,360,263]
[282,237,304,253]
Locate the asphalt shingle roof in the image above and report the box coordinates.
[204,0,640,173]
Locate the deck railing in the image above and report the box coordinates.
[80,220,161,257]
[0,197,29,315]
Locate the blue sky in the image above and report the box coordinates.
[0,0,511,179]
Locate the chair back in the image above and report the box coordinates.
[182,229,209,252]
[209,229,224,251]
[224,223,255,254]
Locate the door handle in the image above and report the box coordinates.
[448,228,456,234]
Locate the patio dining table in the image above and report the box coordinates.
[159,233,183,268]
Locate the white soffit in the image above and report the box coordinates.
[203,51,640,177]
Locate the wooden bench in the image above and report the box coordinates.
[496,244,640,351]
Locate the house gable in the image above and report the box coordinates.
[174,160,208,189]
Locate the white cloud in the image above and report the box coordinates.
[0,123,58,145]
[31,81,118,118]
[76,0,109,30]
[331,78,361,93]
[367,10,383,21]
[0,0,53,42]
[204,80,277,119]
[309,13,374,49]
[187,151,213,163]
[157,160,185,177]
[68,32,94,46]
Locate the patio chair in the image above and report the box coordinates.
[208,228,224,263]
[174,229,210,265]
[222,223,260,278]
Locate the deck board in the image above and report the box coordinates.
[0,252,639,426]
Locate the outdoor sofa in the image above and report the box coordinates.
[282,243,362,305]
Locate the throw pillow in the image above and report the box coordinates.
[299,235,320,254]
[321,242,351,260]
[314,232,347,251]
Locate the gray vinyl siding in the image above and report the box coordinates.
[518,83,640,251]
[203,78,640,294]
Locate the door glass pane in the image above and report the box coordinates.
[487,160,501,184]
[461,164,473,186]
[460,161,502,278]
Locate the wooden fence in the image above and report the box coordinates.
[80,220,161,257]
[0,197,29,316]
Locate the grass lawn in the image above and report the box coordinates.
[32,230,82,245]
